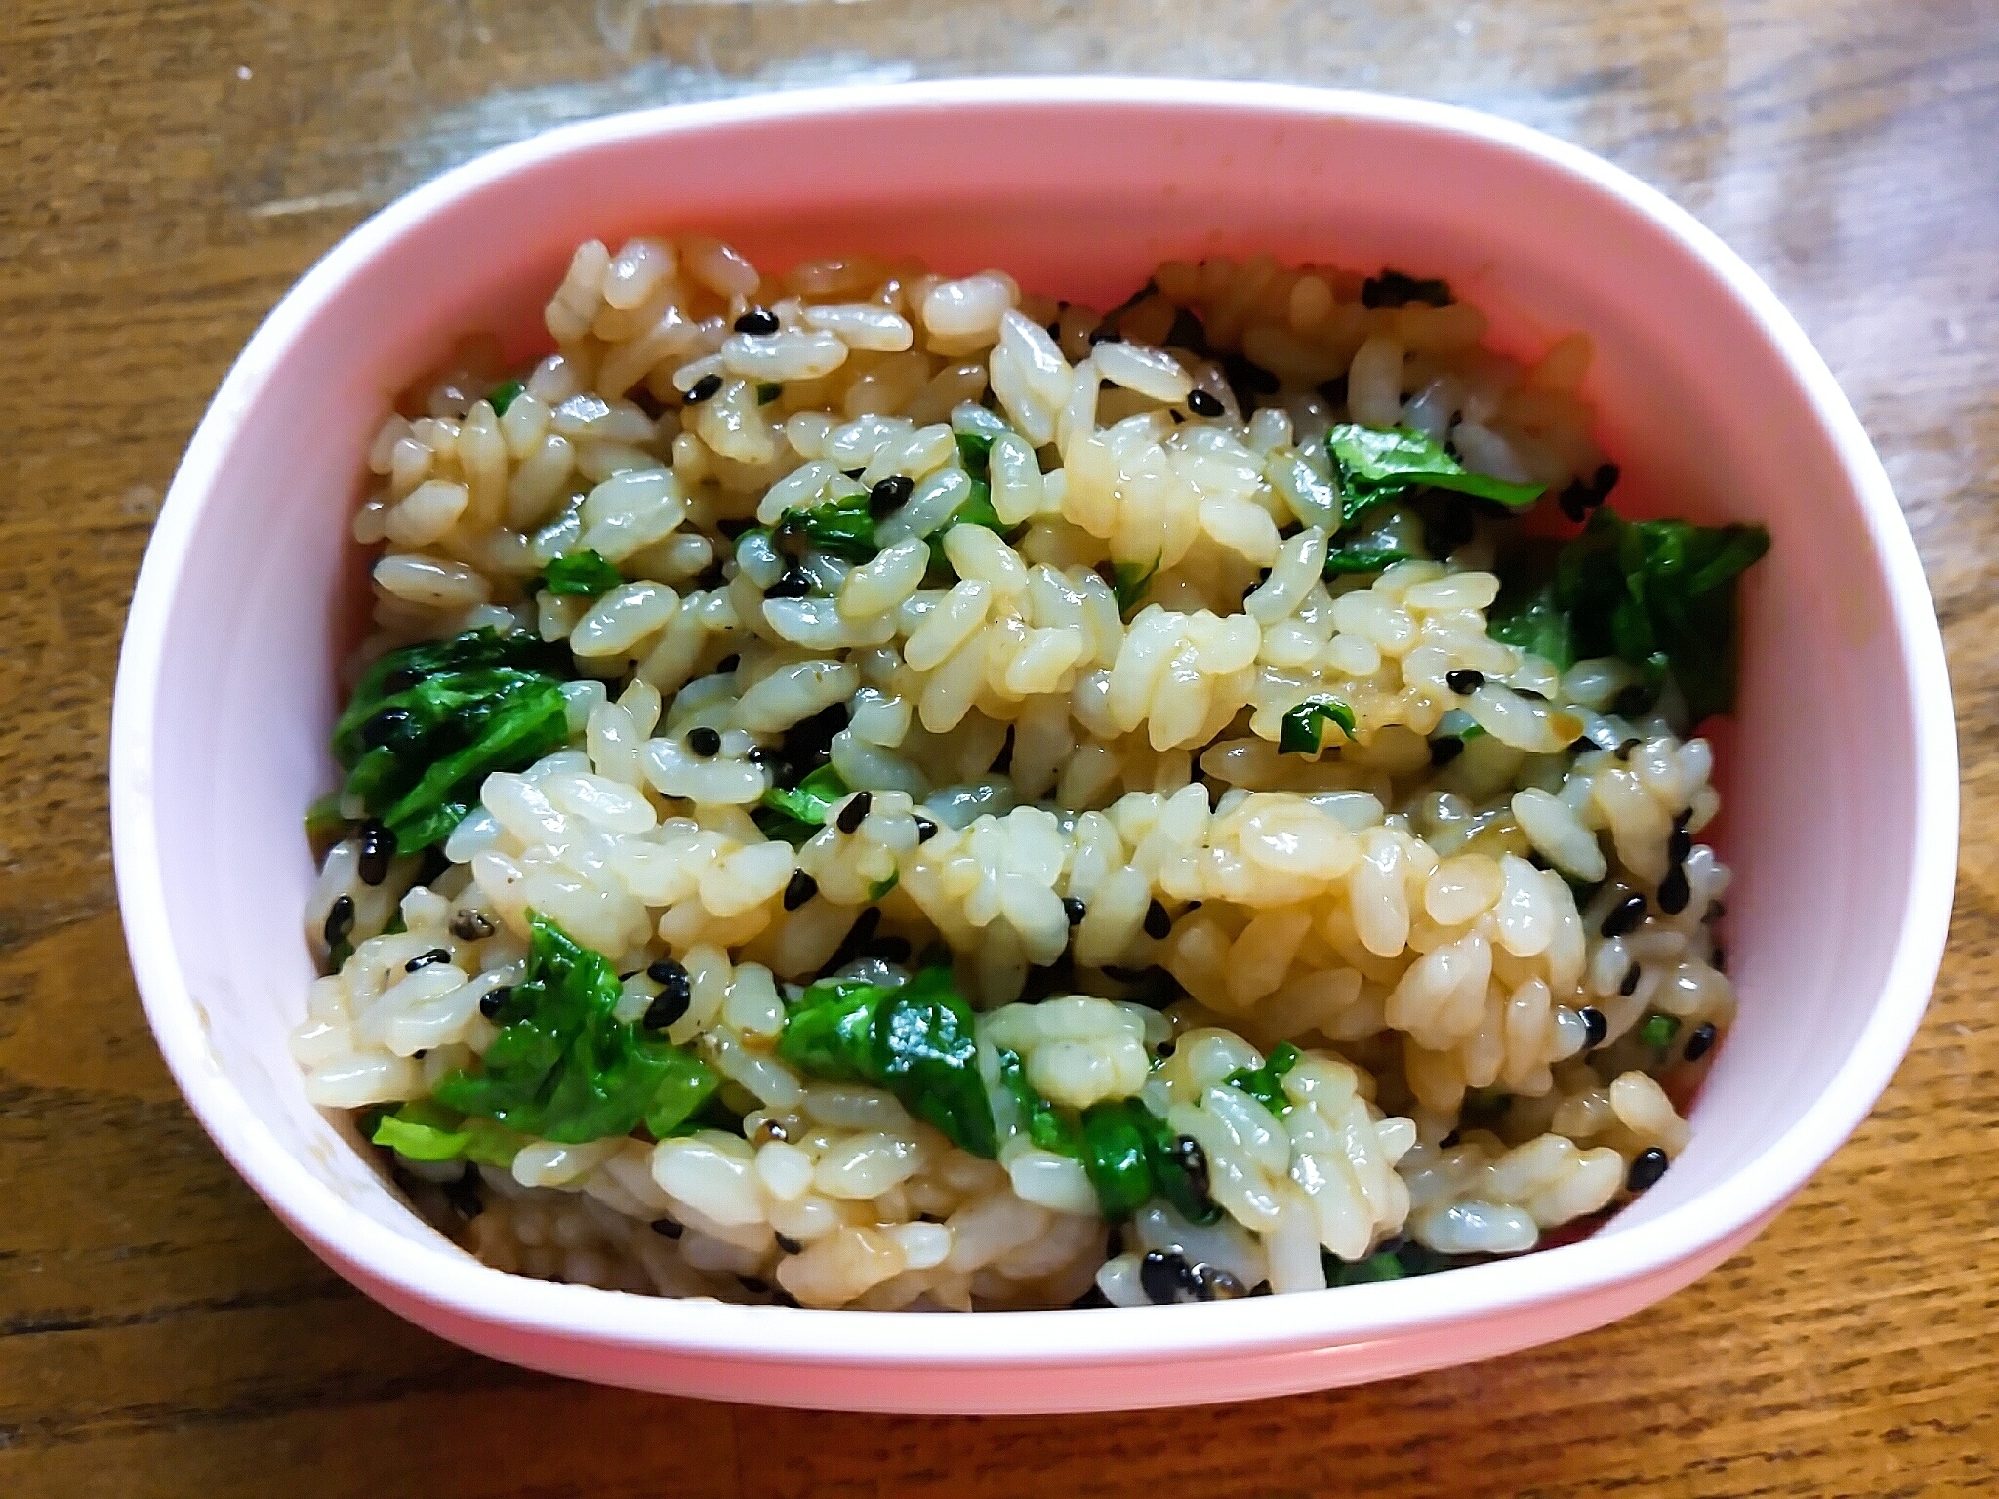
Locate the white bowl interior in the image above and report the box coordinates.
[114,83,1952,1399]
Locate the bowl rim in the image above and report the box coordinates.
[110,76,1958,1367]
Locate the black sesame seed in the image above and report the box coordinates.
[1140,1250,1196,1305]
[1657,864,1692,915]
[1626,1147,1670,1193]
[1667,826,1693,865]
[766,566,814,599]
[356,820,393,885]
[647,956,689,988]
[479,985,510,1019]
[1143,899,1171,939]
[449,908,496,941]
[322,895,355,947]
[1063,896,1087,926]
[1430,735,1467,767]
[685,373,723,404]
[1619,962,1642,997]
[835,792,872,834]
[1445,668,1485,695]
[681,725,722,759]
[1186,388,1224,418]
[1601,893,1647,938]
[361,706,411,750]
[1683,1021,1718,1062]
[868,474,914,517]
[1580,1006,1609,1049]
[783,870,819,911]
[912,815,939,843]
[733,307,780,335]
[405,948,451,972]
[412,1048,428,1060]
[643,987,689,1031]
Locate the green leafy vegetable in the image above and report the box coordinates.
[431,912,717,1142]
[926,478,1011,573]
[777,966,997,1158]
[1327,424,1545,520]
[1491,508,1770,721]
[995,1047,1084,1156]
[955,430,994,478]
[756,382,783,404]
[540,549,624,597]
[1076,1097,1221,1225]
[1113,556,1159,616]
[1324,1238,1467,1286]
[1323,546,1413,576]
[1640,1012,1682,1050]
[330,628,574,855]
[754,763,850,844]
[867,870,900,902]
[1225,1041,1301,1115]
[1278,697,1357,755]
[776,493,879,563]
[486,379,526,416]
[368,1099,527,1167]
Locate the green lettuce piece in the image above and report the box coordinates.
[1225,1042,1301,1115]
[430,912,717,1143]
[996,1047,1084,1157]
[1074,1097,1221,1225]
[778,493,878,563]
[1492,508,1770,720]
[777,966,997,1158]
[540,549,624,597]
[485,379,526,416]
[1327,424,1545,520]
[328,628,574,856]
[1113,556,1159,616]
[368,1099,526,1168]
[1279,697,1357,755]
[754,763,850,844]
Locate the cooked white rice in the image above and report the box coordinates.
[294,240,1735,1310]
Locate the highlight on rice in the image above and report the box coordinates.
[292,236,1768,1310]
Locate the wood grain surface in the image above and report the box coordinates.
[4,1,1996,1493]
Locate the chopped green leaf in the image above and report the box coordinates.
[754,763,850,844]
[1278,697,1357,755]
[1225,1042,1301,1115]
[1325,1247,1405,1285]
[777,493,878,563]
[756,382,783,404]
[926,479,1011,573]
[995,1047,1083,1157]
[1640,1012,1682,1050]
[328,628,574,856]
[867,869,900,902]
[1077,1099,1154,1217]
[1113,556,1159,616]
[1323,546,1412,575]
[486,379,526,416]
[369,1099,527,1167]
[1492,509,1770,720]
[1327,424,1545,520]
[540,549,624,597]
[777,966,997,1158]
[430,912,717,1143]
[955,430,995,478]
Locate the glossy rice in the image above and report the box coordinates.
[293,239,1735,1310]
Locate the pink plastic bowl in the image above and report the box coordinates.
[110,79,1957,1412]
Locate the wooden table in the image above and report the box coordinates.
[5,1,1995,1492]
